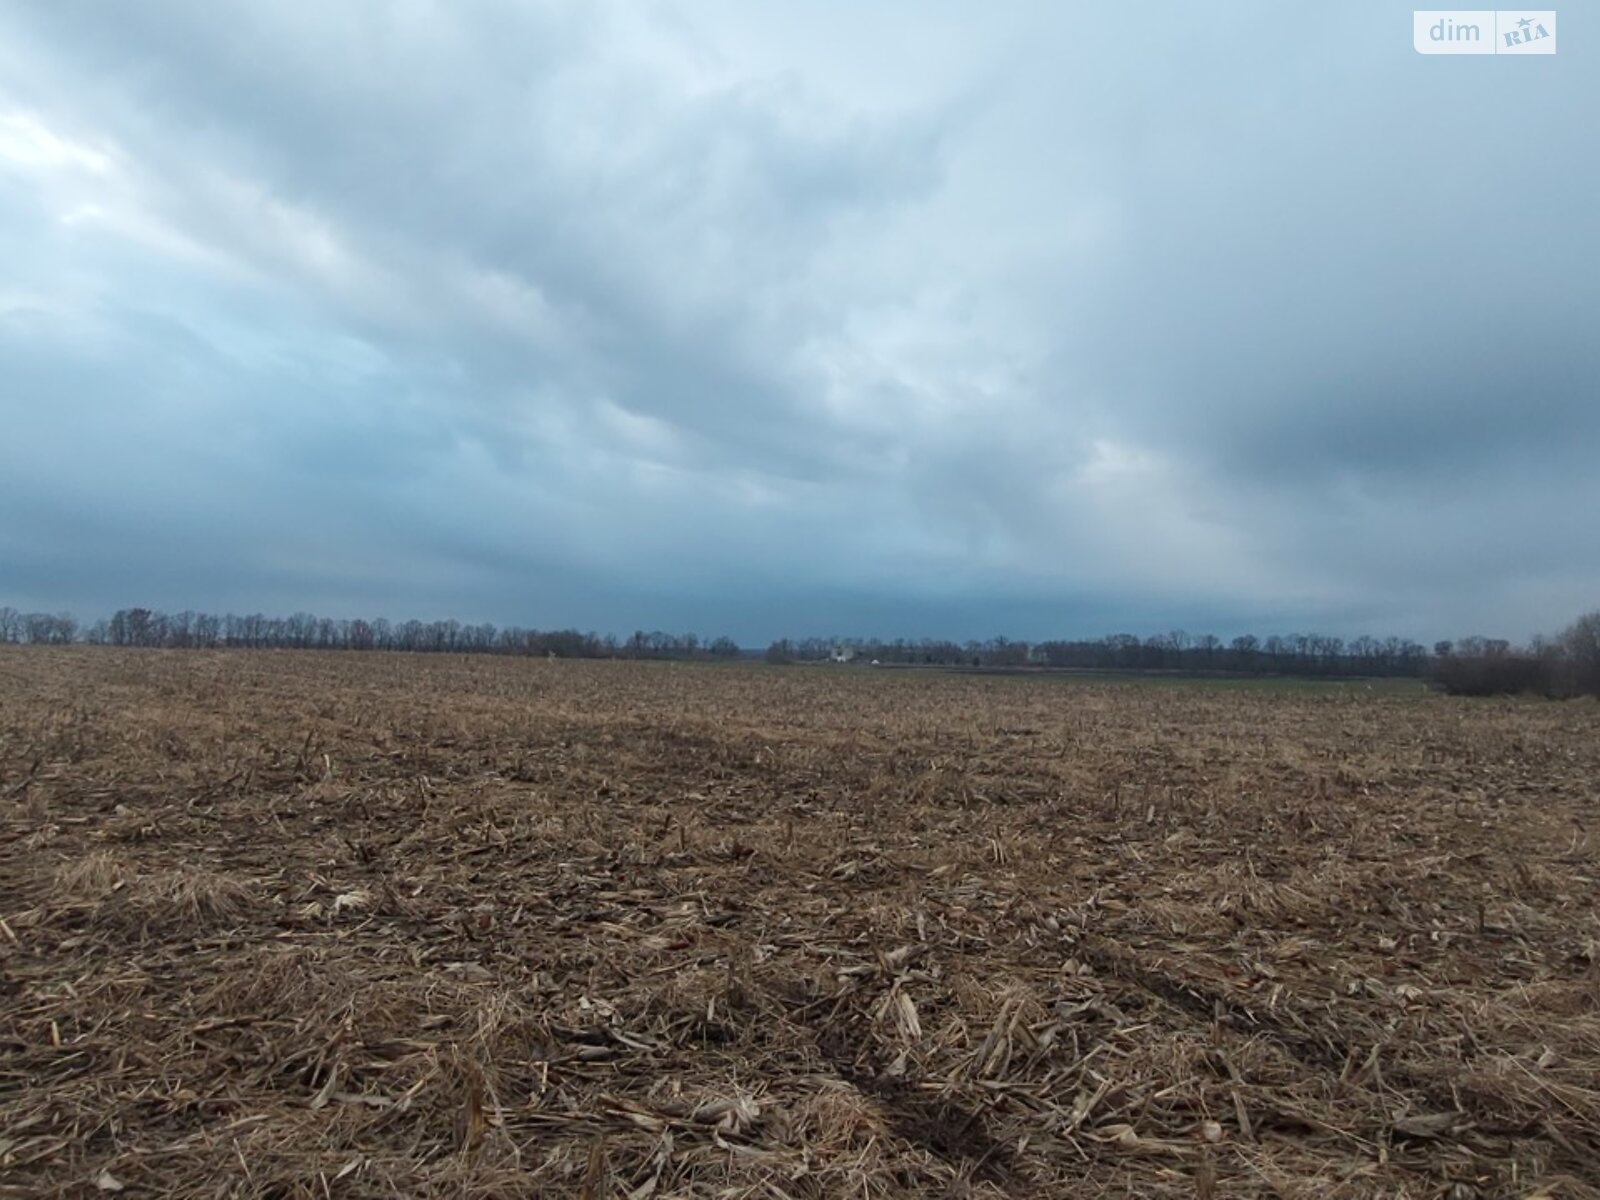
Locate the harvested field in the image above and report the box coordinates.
[3,647,1599,1198]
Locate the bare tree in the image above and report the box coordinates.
[1562,610,1600,695]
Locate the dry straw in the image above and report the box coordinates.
[2,646,1598,1197]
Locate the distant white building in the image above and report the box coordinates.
[830,645,857,663]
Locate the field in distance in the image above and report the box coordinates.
[2,647,1597,1198]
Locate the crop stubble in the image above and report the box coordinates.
[2,647,1598,1197]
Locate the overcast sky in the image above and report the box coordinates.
[1,3,1595,644]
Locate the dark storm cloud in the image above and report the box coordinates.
[0,2,1595,642]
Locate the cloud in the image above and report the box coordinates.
[0,2,1595,642]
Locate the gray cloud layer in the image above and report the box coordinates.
[1,2,1595,642]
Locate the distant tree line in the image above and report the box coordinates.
[0,609,78,645]
[765,612,1600,697]
[0,606,740,660]
[766,631,1433,677]
[3,603,1596,695]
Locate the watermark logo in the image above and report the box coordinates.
[1414,10,1556,53]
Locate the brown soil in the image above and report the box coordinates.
[2,647,1598,1197]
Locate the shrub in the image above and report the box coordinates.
[1428,653,1564,697]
